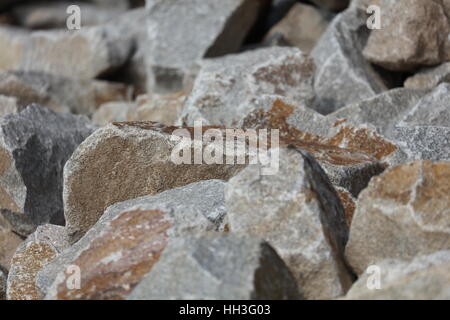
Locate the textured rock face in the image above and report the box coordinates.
[404,62,450,90]
[346,161,450,275]
[128,234,301,300]
[41,180,227,300]
[135,92,186,126]
[0,105,97,236]
[6,224,69,300]
[63,122,243,243]
[335,186,356,228]
[345,251,450,300]
[180,47,315,127]
[363,0,450,71]
[0,95,22,118]
[0,226,23,270]
[311,6,386,114]
[92,102,138,126]
[225,148,353,299]
[0,267,6,300]
[145,0,270,93]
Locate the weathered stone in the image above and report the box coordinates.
[128,234,301,300]
[312,6,386,114]
[0,95,22,118]
[225,147,353,299]
[145,0,270,94]
[405,62,450,90]
[180,47,315,127]
[0,105,97,236]
[363,0,450,72]
[310,0,349,12]
[344,251,450,299]
[346,161,450,275]
[6,224,69,300]
[265,3,329,53]
[0,225,23,270]
[64,122,244,243]
[0,266,6,300]
[335,186,355,228]
[41,180,227,300]
[92,102,138,126]
[136,92,186,126]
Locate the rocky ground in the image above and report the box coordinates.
[0,0,449,300]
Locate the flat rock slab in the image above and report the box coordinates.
[128,234,301,300]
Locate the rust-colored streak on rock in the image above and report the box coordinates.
[336,189,355,228]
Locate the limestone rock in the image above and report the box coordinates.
[405,62,450,90]
[0,266,6,300]
[6,224,69,300]
[145,0,270,93]
[225,147,353,299]
[0,225,23,270]
[128,234,301,300]
[41,180,227,300]
[180,47,315,127]
[310,0,349,12]
[346,161,450,275]
[0,105,97,236]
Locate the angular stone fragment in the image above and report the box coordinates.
[0,225,23,270]
[42,180,227,300]
[405,62,450,90]
[64,122,243,243]
[363,0,450,72]
[344,251,450,300]
[180,47,315,126]
[225,147,353,299]
[346,161,450,275]
[128,234,301,300]
[311,6,386,114]
[0,105,97,236]
[0,266,6,300]
[145,0,270,93]
[6,224,69,300]
[92,102,138,126]
[335,186,355,228]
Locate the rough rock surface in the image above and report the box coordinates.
[0,266,6,300]
[180,47,315,127]
[41,180,227,300]
[0,105,97,236]
[92,102,138,126]
[128,234,301,300]
[0,225,23,270]
[6,224,69,300]
[404,62,450,90]
[0,95,22,118]
[225,147,353,299]
[335,186,355,228]
[346,161,450,275]
[135,92,186,126]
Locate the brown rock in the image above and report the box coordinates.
[0,226,23,270]
[0,266,6,300]
[335,186,356,228]
[136,92,186,126]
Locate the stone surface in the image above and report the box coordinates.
[180,47,315,127]
[136,92,186,126]
[363,0,450,72]
[0,266,6,300]
[344,251,450,299]
[41,180,228,300]
[92,102,138,126]
[346,161,450,275]
[128,234,301,300]
[310,0,349,11]
[225,147,353,299]
[335,186,355,228]
[63,122,243,243]
[145,0,270,93]
[405,62,450,90]
[312,6,386,114]
[0,95,22,118]
[0,105,97,236]
[6,224,69,300]
[0,225,23,270]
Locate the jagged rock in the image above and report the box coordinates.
[135,92,186,126]
[405,62,450,90]
[344,251,450,299]
[180,47,315,126]
[0,266,6,300]
[335,186,355,228]
[265,3,329,53]
[311,6,386,114]
[363,0,450,72]
[128,234,301,300]
[6,224,69,300]
[0,225,22,270]
[0,105,97,236]
[92,102,138,126]
[310,0,349,12]
[63,122,244,243]
[41,180,227,300]
[225,147,353,299]
[145,0,270,94]
[346,161,450,275]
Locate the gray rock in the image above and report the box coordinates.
[128,234,301,300]
[0,95,22,118]
[40,180,228,300]
[180,47,315,127]
[311,6,386,114]
[0,225,23,270]
[225,147,353,299]
[0,266,6,300]
[145,0,270,94]
[404,62,450,90]
[0,105,97,236]
[310,0,349,11]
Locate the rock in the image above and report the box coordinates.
[0,71,133,116]
[6,224,69,300]
[404,62,450,90]
[63,122,244,243]
[225,147,353,299]
[363,0,450,72]
[312,6,386,114]
[0,95,22,118]
[135,92,186,126]
[344,251,450,299]
[311,0,349,11]
[145,0,270,94]
[128,234,301,300]
[346,161,450,275]
[180,47,315,127]
[92,102,138,126]
[335,186,355,228]
[0,105,97,236]
[41,180,228,300]
[0,266,6,300]
[0,225,23,270]
[265,3,329,53]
